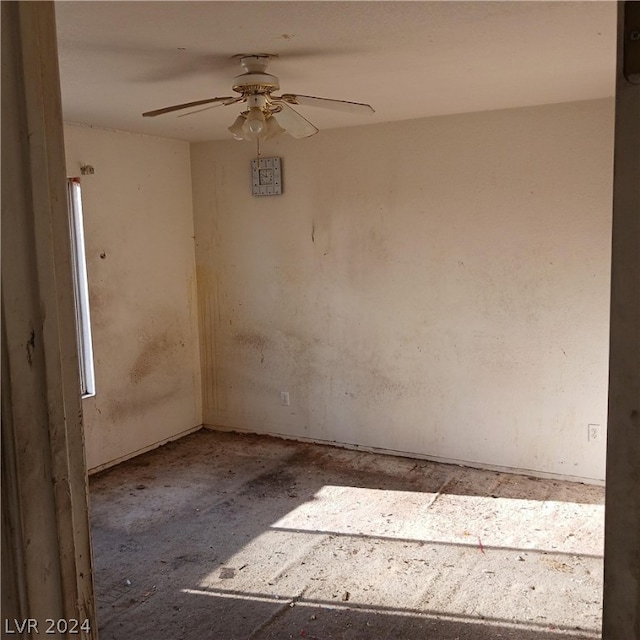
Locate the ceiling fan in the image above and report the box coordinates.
[142,54,374,141]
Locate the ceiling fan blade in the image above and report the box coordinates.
[177,97,244,118]
[142,96,237,118]
[279,93,374,114]
[272,101,319,139]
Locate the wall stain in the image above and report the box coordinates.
[234,330,271,352]
[26,328,36,367]
[87,287,115,331]
[130,332,172,383]
[109,386,180,422]
[197,264,226,417]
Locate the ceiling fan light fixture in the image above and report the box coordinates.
[142,53,374,142]
[143,54,373,143]
[264,113,286,140]
[228,113,247,140]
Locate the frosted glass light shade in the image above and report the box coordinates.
[228,114,246,140]
[265,114,286,140]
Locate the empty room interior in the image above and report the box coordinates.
[25,0,623,638]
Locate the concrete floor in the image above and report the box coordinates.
[89,429,604,640]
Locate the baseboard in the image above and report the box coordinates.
[203,423,605,487]
[87,424,204,475]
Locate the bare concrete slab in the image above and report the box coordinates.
[89,430,604,639]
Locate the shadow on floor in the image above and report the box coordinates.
[107,587,597,640]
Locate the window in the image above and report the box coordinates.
[67,178,95,398]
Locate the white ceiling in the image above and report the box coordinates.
[55,1,617,143]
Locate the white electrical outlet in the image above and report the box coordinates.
[588,424,601,442]
[280,391,290,406]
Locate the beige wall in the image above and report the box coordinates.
[64,124,202,471]
[191,98,614,482]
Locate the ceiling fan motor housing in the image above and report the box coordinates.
[232,55,280,95]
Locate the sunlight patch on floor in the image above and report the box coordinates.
[194,484,603,635]
[269,485,604,556]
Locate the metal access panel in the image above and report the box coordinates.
[251,157,282,196]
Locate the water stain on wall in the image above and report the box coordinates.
[347,223,390,288]
[25,328,36,367]
[88,287,116,331]
[197,264,226,418]
[233,330,271,352]
[103,321,188,421]
[129,331,175,384]
[108,386,180,422]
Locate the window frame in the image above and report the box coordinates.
[67,177,96,398]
